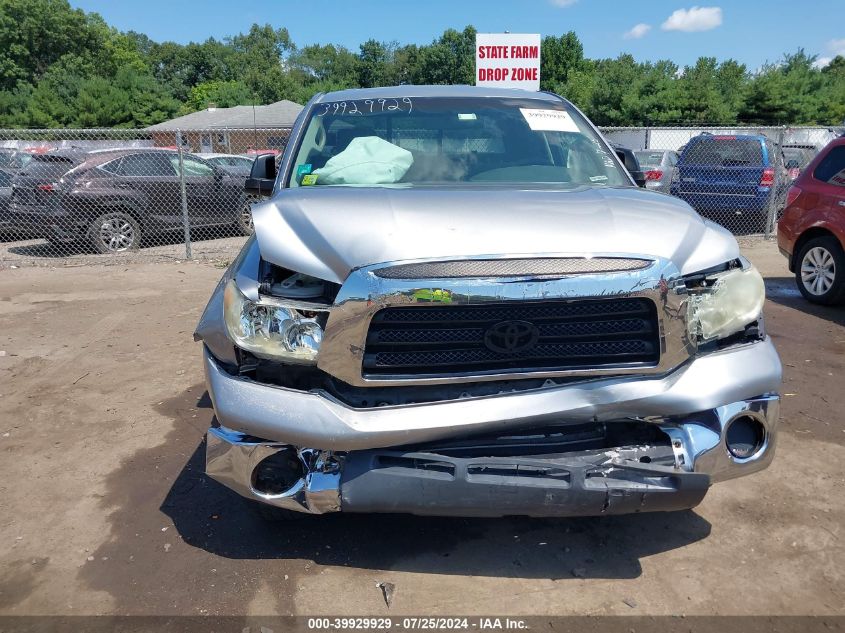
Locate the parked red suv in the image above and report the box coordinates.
[777,137,845,305]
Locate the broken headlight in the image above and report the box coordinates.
[687,263,765,342]
[223,279,324,363]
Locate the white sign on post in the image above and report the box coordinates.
[475,33,541,91]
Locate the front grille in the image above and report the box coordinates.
[363,298,660,377]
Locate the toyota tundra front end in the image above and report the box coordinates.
[194,86,780,519]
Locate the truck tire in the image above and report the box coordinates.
[795,236,845,305]
[88,211,141,253]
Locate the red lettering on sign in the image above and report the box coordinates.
[478,45,510,59]
[510,67,538,81]
[479,68,510,82]
[510,45,540,59]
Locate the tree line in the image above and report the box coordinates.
[1,0,843,129]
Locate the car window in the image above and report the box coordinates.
[813,146,845,187]
[0,151,33,170]
[0,170,11,187]
[117,153,176,177]
[784,147,815,168]
[213,156,252,168]
[634,152,664,168]
[18,155,78,179]
[170,156,214,177]
[288,96,629,188]
[682,138,764,166]
[98,158,122,175]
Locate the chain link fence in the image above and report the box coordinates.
[0,128,289,266]
[1,124,842,266]
[601,125,844,237]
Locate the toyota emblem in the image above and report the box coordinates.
[483,320,540,355]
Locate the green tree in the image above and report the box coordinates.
[0,0,104,90]
[182,79,253,113]
[293,44,360,86]
[676,57,735,124]
[413,26,476,85]
[540,32,583,91]
[229,24,293,102]
[357,39,394,88]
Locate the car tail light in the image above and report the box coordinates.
[36,183,57,191]
[759,168,775,187]
[786,185,802,207]
[645,170,663,181]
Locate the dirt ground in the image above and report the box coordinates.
[0,239,842,617]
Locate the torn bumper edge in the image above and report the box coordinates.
[204,338,780,516]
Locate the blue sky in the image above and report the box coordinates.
[70,0,845,70]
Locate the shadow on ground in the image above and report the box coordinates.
[765,277,845,327]
[165,439,712,580]
[78,385,712,613]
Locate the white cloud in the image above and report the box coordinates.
[827,38,845,56]
[661,6,723,32]
[549,0,578,6]
[813,56,832,69]
[624,23,652,39]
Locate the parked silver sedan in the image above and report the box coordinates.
[635,149,679,193]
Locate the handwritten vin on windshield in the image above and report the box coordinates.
[316,98,414,116]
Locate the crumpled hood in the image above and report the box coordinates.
[251,186,739,284]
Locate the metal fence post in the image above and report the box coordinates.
[764,125,786,239]
[176,130,192,260]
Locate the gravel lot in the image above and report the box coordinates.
[0,239,842,617]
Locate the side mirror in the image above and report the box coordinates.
[245,153,277,196]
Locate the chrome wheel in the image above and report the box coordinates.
[237,198,255,235]
[98,216,136,252]
[800,246,836,296]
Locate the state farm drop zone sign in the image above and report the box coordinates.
[475,33,541,91]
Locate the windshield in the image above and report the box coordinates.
[287,97,629,188]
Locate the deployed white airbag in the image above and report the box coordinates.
[313,136,413,185]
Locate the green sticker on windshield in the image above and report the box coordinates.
[301,174,318,186]
[296,163,313,184]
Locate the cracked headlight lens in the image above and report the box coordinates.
[223,279,323,363]
[687,265,765,342]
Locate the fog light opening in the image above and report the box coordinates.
[251,448,305,495]
[726,415,766,460]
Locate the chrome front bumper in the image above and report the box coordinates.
[204,338,781,516]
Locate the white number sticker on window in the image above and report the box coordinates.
[519,108,580,133]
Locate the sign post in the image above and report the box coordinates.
[475,33,541,91]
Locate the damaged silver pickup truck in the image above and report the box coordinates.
[195,85,781,519]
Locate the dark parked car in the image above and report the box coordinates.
[670,134,788,228]
[609,143,646,187]
[9,149,253,253]
[777,136,845,305]
[0,148,34,171]
[0,168,14,233]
